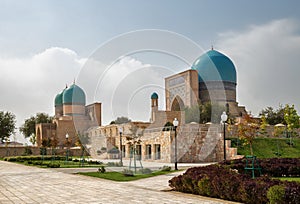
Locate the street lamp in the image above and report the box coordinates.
[65,133,69,163]
[221,112,228,161]
[119,127,123,166]
[173,118,179,170]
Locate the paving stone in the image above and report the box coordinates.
[0,161,239,204]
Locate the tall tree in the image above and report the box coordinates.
[110,116,131,125]
[259,105,285,125]
[0,111,16,143]
[19,113,53,144]
[238,114,259,155]
[284,104,299,145]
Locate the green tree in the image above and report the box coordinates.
[259,105,285,125]
[238,114,259,155]
[19,113,53,145]
[0,111,16,143]
[284,104,299,145]
[259,114,268,137]
[110,116,131,125]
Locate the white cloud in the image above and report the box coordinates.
[216,19,300,116]
[0,47,85,143]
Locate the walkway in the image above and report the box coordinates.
[0,161,239,204]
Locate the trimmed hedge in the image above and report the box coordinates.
[4,156,67,162]
[222,158,300,177]
[169,165,300,204]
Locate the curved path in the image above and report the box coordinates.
[0,161,239,204]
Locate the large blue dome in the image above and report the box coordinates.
[191,49,236,83]
[63,84,86,105]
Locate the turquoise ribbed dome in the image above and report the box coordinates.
[55,93,63,106]
[191,49,236,83]
[54,87,67,106]
[63,84,86,105]
[151,92,158,99]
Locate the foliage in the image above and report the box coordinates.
[238,114,259,155]
[138,168,152,174]
[0,111,16,143]
[161,165,171,171]
[75,132,90,158]
[19,113,53,144]
[46,163,60,168]
[284,104,300,145]
[267,185,285,204]
[162,122,173,131]
[284,104,300,130]
[259,114,268,137]
[122,169,134,176]
[259,105,285,125]
[110,116,131,125]
[98,166,106,173]
[169,164,300,204]
[224,158,300,177]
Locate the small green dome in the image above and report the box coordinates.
[55,93,63,106]
[191,49,236,83]
[151,92,158,99]
[63,84,86,105]
[54,87,67,106]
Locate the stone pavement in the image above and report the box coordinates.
[0,161,239,204]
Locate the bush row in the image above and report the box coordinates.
[222,158,300,177]
[4,155,67,162]
[169,165,300,204]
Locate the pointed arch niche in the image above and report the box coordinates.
[171,96,185,111]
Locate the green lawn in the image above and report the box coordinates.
[78,170,176,182]
[229,137,300,158]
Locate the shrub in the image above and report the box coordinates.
[98,166,106,173]
[122,169,134,176]
[267,185,285,204]
[32,161,43,165]
[224,158,300,177]
[88,160,103,165]
[47,163,60,168]
[138,168,152,174]
[161,165,171,171]
[169,164,300,204]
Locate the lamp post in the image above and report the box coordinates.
[173,118,179,170]
[65,133,69,163]
[221,112,228,161]
[119,127,123,166]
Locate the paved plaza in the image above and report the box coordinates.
[0,160,239,204]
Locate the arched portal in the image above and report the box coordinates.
[171,96,185,111]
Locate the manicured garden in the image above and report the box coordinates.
[169,158,300,204]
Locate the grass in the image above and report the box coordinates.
[78,170,176,182]
[229,137,300,158]
[277,177,300,182]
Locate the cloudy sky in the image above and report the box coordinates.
[1,0,300,143]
